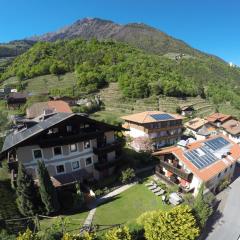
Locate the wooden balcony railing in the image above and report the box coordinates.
[93,141,122,155]
[156,160,192,181]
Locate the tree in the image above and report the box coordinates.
[137,205,200,240]
[16,163,37,216]
[120,168,136,184]
[105,226,132,240]
[193,184,213,229]
[37,160,60,214]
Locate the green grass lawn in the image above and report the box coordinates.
[91,110,125,125]
[93,183,171,226]
[39,209,89,233]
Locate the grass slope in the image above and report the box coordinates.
[93,183,171,226]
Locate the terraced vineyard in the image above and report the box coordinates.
[96,83,216,120]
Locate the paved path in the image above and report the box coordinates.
[205,178,240,240]
[82,182,136,229]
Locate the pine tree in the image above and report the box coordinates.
[16,162,37,216]
[193,184,213,229]
[37,160,60,214]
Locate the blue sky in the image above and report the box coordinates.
[1,0,240,64]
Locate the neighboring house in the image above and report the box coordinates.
[184,118,217,140]
[206,113,233,128]
[7,92,27,109]
[0,87,17,99]
[221,119,240,143]
[49,96,77,106]
[180,105,194,116]
[26,100,72,119]
[0,112,124,187]
[121,111,184,151]
[153,135,240,196]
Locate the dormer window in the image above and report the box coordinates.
[66,125,72,133]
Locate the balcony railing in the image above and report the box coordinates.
[156,160,192,181]
[94,158,121,171]
[93,141,122,155]
[39,131,103,148]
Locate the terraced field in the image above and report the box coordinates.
[96,83,217,120]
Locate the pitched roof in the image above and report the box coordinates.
[206,113,232,124]
[2,112,73,153]
[7,92,27,100]
[221,119,240,136]
[154,135,240,182]
[26,100,72,119]
[121,111,183,124]
[185,117,208,130]
[1,112,124,155]
[181,105,194,111]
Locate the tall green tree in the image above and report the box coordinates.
[37,160,60,214]
[193,184,213,229]
[16,163,37,216]
[137,205,199,240]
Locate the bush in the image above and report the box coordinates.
[120,168,136,184]
[0,230,16,240]
[105,226,132,240]
[217,179,230,192]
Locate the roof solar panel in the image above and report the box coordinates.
[184,141,219,169]
[205,137,229,151]
[150,113,175,121]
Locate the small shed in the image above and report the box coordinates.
[181,105,195,116]
[7,92,27,109]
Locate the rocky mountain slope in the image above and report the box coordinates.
[28,18,214,59]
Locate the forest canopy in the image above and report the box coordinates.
[1,38,240,107]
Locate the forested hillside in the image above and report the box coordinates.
[1,38,240,109]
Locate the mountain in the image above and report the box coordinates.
[28,17,215,59]
[0,40,34,58]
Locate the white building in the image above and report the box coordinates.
[154,135,240,196]
[121,111,184,151]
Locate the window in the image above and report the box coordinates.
[33,149,42,159]
[53,146,62,156]
[70,144,77,152]
[84,140,90,149]
[224,168,227,173]
[56,165,65,174]
[66,125,72,133]
[218,172,221,178]
[72,161,80,170]
[85,157,92,166]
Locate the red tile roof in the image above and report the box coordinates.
[154,135,240,182]
[27,100,72,118]
[206,113,232,124]
[121,111,184,124]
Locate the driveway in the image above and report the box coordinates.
[205,177,240,240]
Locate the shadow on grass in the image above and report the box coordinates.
[97,195,121,207]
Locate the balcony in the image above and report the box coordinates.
[93,141,122,155]
[94,158,121,171]
[146,125,183,134]
[39,131,103,148]
[157,160,192,181]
